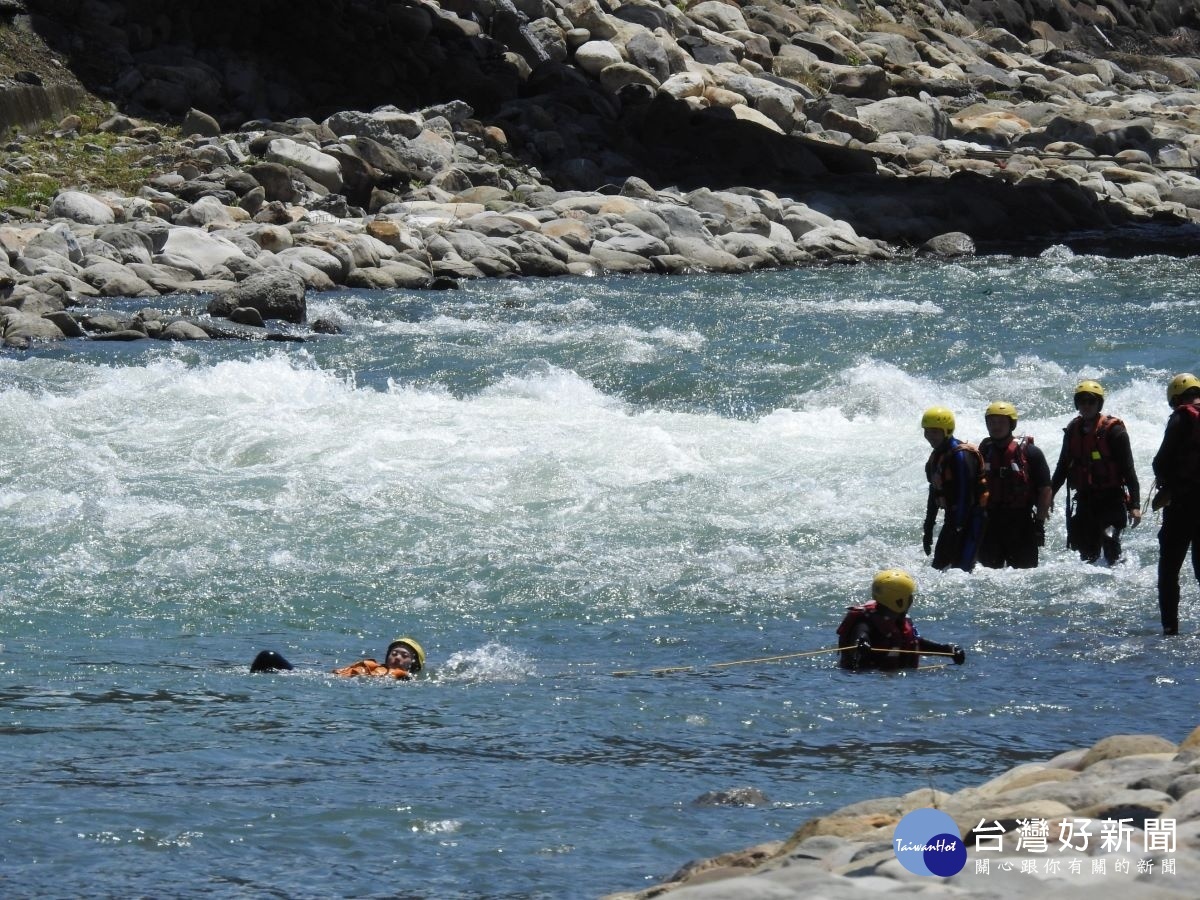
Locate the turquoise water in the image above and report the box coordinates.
[2,248,1199,898]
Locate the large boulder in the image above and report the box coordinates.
[160,228,250,276]
[208,270,307,324]
[856,96,951,139]
[1,308,66,345]
[48,191,116,225]
[265,138,344,193]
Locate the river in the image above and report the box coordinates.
[1,248,1198,898]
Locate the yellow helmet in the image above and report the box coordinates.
[1073,379,1105,410]
[387,637,425,672]
[872,569,916,615]
[1167,373,1200,407]
[985,400,1018,425]
[921,406,955,434]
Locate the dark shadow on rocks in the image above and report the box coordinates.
[25,0,525,124]
[773,170,1154,250]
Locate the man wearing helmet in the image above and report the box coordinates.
[1152,373,1200,634]
[977,401,1052,568]
[333,637,426,679]
[921,406,988,571]
[1050,380,1141,565]
[837,569,965,670]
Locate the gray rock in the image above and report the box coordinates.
[48,191,116,225]
[26,226,82,264]
[175,196,238,228]
[209,270,306,324]
[80,313,131,334]
[693,787,770,808]
[8,290,64,316]
[856,96,949,139]
[18,248,81,278]
[920,232,976,257]
[229,306,265,327]
[265,138,343,193]
[94,225,155,265]
[586,244,657,273]
[813,62,889,100]
[276,245,348,283]
[666,235,748,272]
[687,0,747,32]
[81,260,158,297]
[575,40,622,77]
[160,228,250,276]
[89,329,149,341]
[594,228,670,258]
[160,320,210,340]
[378,261,434,288]
[323,110,395,141]
[181,108,221,137]
[42,310,86,337]
[247,162,299,203]
[344,268,398,289]
[271,257,336,291]
[1,309,66,344]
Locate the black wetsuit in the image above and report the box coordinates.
[1051,414,1140,564]
[924,437,987,572]
[1152,401,1200,634]
[978,436,1051,569]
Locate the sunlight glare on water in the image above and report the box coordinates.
[2,250,1199,898]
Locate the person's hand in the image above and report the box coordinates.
[857,637,872,653]
[952,645,965,665]
[1129,508,1142,528]
[922,526,933,556]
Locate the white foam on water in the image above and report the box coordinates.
[0,338,1177,625]
[435,642,537,682]
[786,298,944,315]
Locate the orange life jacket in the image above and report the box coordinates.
[1064,414,1124,492]
[332,659,412,680]
[981,435,1034,509]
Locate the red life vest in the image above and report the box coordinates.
[1065,414,1125,492]
[837,601,919,668]
[981,435,1034,509]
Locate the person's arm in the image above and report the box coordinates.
[1030,445,1052,520]
[1152,413,1184,489]
[842,620,872,670]
[923,489,938,555]
[1049,431,1071,497]
[1111,422,1140,520]
[916,635,965,664]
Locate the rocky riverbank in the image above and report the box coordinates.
[603,727,1200,899]
[4,0,1200,347]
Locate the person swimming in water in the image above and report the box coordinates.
[249,637,426,679]
[332,637,425,680]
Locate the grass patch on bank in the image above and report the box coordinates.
[1,103,178,212]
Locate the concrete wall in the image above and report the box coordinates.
[0,82,88,134]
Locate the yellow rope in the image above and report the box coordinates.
[610,644,959,676]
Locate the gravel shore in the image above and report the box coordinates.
[605,727,1200,899]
